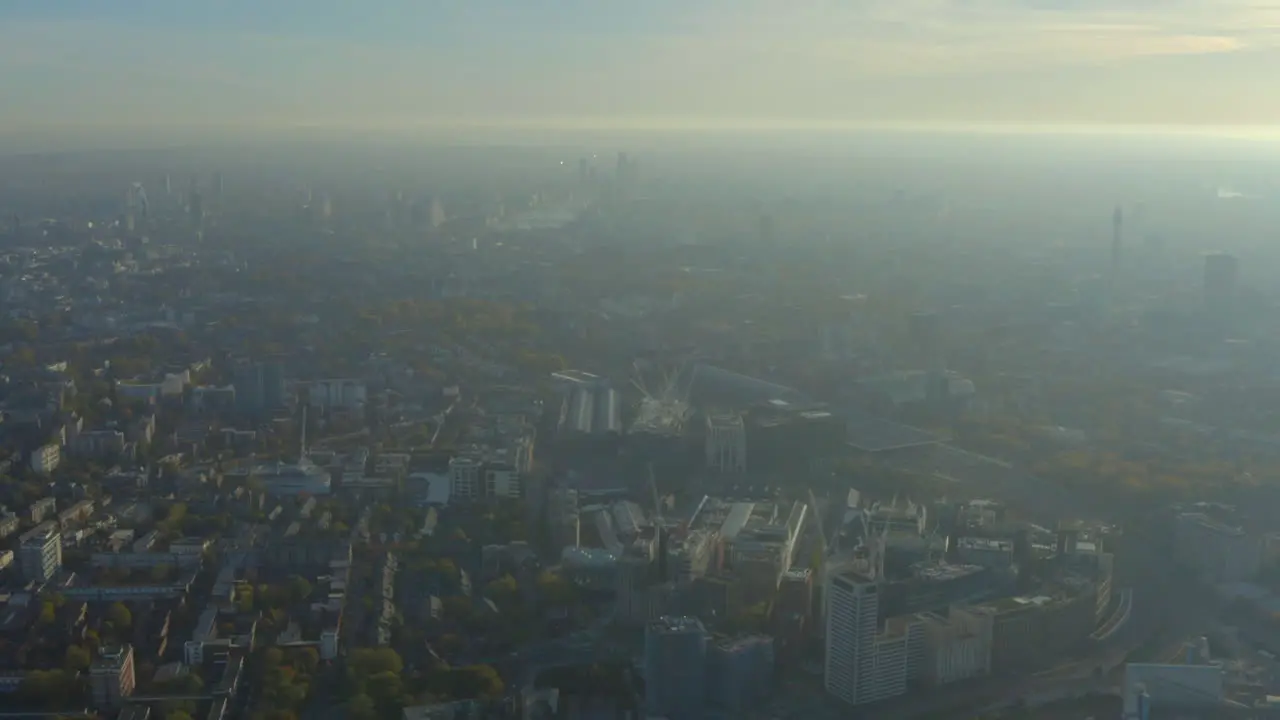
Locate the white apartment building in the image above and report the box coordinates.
[30,443,61,475]
[19,522,62,583]
[705,413,747,473]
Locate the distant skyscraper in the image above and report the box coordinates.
[1111,206,1124,289]
[430,197,447,229]
[1204,252,1239,326]
[214,172,224,200]
[163,174,172,196]
[759,214,776,246]
[644,616,707,720]
[126,183,149,224]
[616,151,629,180]
[909,311,943,372]
[578,158,589,184]
[188,191,204,229]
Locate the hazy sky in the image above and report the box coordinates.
[3,0,1279,131]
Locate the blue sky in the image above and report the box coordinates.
[2,0,1278,130]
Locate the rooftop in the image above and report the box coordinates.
[92,644,132,671]
[842,408,940,453]
[650,616,706,634]
[911,563,986,583]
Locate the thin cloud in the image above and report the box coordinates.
[0,1,1276,128]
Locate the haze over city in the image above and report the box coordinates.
[2,3,1280,720]
[6,0,1280,138]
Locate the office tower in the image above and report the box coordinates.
[825,570,915,706]
[759,214,776,246]
[189,191,204,229]
[90,644,136,710]
[19,522,62,583]
[707,635,775,713]
[126,183,148,230]
[262,361,285,410]
[644,616,708,720]
[705,413,747,473]
[909,311,943,372]
[547,488,580,551]
[430,197,447,229]
[1204,252,1239,326]
[615,551,653,625]
[164,173,172,196]
[234,361,285,416]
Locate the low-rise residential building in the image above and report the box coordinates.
[69,429,126,458]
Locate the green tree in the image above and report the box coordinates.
[345,694,377,720]
[348,647,403,678]
[293,647,320,676]
[286,575,313,604]
[536,570,575,605]
[365,670,403,708]
[64,646,91,672]
[263,647,284,668]
[485,574,517,601]
[107,602,132,630]
[450,665,504,699]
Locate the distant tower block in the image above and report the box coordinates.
[1203,252,1239,325]
[759,214,776,246]
[909,311,943,372]
[1111,205,1124,277]
[429,197,446,229]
